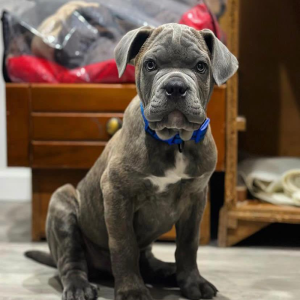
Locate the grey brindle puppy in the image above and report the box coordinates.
[26,23,238,300]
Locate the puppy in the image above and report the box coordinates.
[26,23,238,300]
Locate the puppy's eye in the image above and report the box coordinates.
[145,60,157,72]
[196,62,206,74]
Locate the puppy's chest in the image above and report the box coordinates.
[134,151,208,245]
[145,151,199,193]
[134,181,190,244]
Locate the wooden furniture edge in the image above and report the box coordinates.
[224,0,240,208]
[6,84,31,166]
[218,0,241,246]
[219,200,300,247]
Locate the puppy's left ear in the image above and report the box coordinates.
[114,26,154,78]
[201,29,238,86]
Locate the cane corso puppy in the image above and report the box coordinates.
[26,23,238,300]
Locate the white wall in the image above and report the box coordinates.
[0,1,31,201]
[0,4,5,169]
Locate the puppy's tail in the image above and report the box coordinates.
[24,250,56,268]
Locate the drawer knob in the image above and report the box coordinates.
[106,117,122,136]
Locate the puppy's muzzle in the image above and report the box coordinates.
[164,77,188,100]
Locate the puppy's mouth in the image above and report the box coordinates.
[148,110,203,141]
[149,110,200,131]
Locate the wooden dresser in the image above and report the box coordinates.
[6,83,227,243]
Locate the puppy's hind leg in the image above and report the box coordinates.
[46,184,99,300]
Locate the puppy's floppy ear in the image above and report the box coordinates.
[201,29,238,86]
[114,26,154,78]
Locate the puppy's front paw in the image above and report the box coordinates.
[178,270,218,300]
[62,280,99,300]
[116,287,153,300]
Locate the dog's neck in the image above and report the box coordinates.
[140,102,210,152]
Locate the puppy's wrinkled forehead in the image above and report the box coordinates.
[139,24,209,65]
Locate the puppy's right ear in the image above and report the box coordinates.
[114,26,154,78]
[201,29,238,86]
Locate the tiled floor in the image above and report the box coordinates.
[0,201,299,300]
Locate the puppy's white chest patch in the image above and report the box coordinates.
[146,153,191,193]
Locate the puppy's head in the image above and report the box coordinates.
[115,23,238,140]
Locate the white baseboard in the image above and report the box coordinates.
[0,168,31,201]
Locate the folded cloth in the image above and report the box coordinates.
[282,170,300,204]
[238,157,300,207]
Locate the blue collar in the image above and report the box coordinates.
[140,102,210,146]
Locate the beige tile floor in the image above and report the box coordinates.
[0,201,299,300]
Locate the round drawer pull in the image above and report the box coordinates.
[106,117,122,136]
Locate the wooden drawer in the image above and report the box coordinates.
[31,141,105,169]
[32,113,123,141]
[31,84,136,112]
[7,83,225,170]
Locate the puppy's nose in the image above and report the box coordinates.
[165,79,188,98]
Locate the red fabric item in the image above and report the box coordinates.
[179,3,222,39]
[7,56,135,83]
